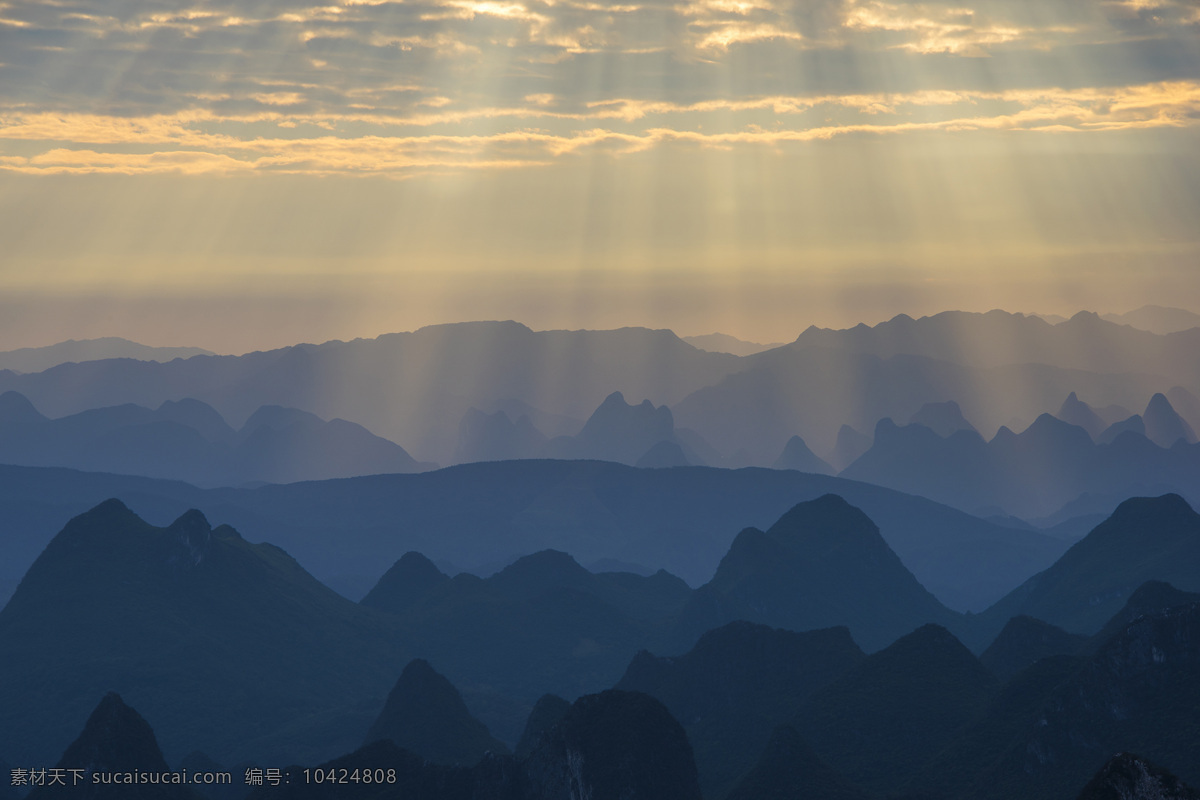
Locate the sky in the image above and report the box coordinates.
[1,0,1198,352]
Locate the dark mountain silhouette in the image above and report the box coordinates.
[978,494,1200,637]
[909,653,1086,798]
[0,500,407,768]
[979,615,1089,680]
[358,547,693,741]
[672,495,960,652]
[1102,305,1200,335]
[1144,393,1198,447]
[981,602,1200,798]
[1099,413,1146,444]
[1091,580,1200,645]
[0,338,212,375]
[523,690,702,800]
[616,622,864,796]
[247,691,702,800]
[909,399,978,437]
[1058,392,1108,439]
[0,459,1069,615]
[725,726,869,800]
[1077,753,1200,800]
[772,434,833,473]
[514,695,571,758]
[618,622,863,725]
[795,623,997,792]
[454,407,549,463]
[360,552,450,613]
[0,392,428,487]
[26,693,197,800]
[363,659,508,765]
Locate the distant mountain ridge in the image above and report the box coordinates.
[0,338,213,375]
[1101,305,1200,335]
[0,391,429,486]
[3,311,1197,467]
[682,332,784,356]
[841,399,1200,519]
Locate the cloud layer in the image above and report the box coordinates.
[1,0,1198,176]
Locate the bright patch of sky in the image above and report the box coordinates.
[0,0,1197,347]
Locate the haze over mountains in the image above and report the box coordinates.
[3,308,1200,799]
[3,311,1198,474]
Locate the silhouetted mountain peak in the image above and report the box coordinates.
[240,405,324,434]
[1107,493,1196,528]
[0,390,46,425]
[980,615,1088,680]
[63,693,167,769]
[25,692,193,799]
[1077,753,1200,800]
[576,391,676,458]
[1017,413,1094,449]
[773,435,833,474]
[490,549,592,595]
[885,623,985,667]
[1099,413,1147,444]
[980,494,1200,638]
[827,423,872,470]
[515,694,571,758]
[636,439,690,468]
[766,494,891,555]
[364,658,507,765]
[361,551,449,612]
[47,500,149,555]
[1094,580,1200,644]
[1143,392,1198,446]
[164,509,213,568]
[1057,392,1107,438]
[1124,579,1200,612]
[909,400,977,438]
[524,690,702,800]
[1068,309,1104,324]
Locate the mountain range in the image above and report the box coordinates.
[0,459,1072,612]
[0,392,429,487]
[5,491,1200,797]
[3,311,1198,468]
[0,338,213,375]
[841,399,1200,519]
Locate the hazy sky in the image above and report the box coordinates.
[1,0,1198,351]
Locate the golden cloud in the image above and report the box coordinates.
[1,81,1197,177]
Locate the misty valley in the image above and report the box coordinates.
[3,310,1200,800]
